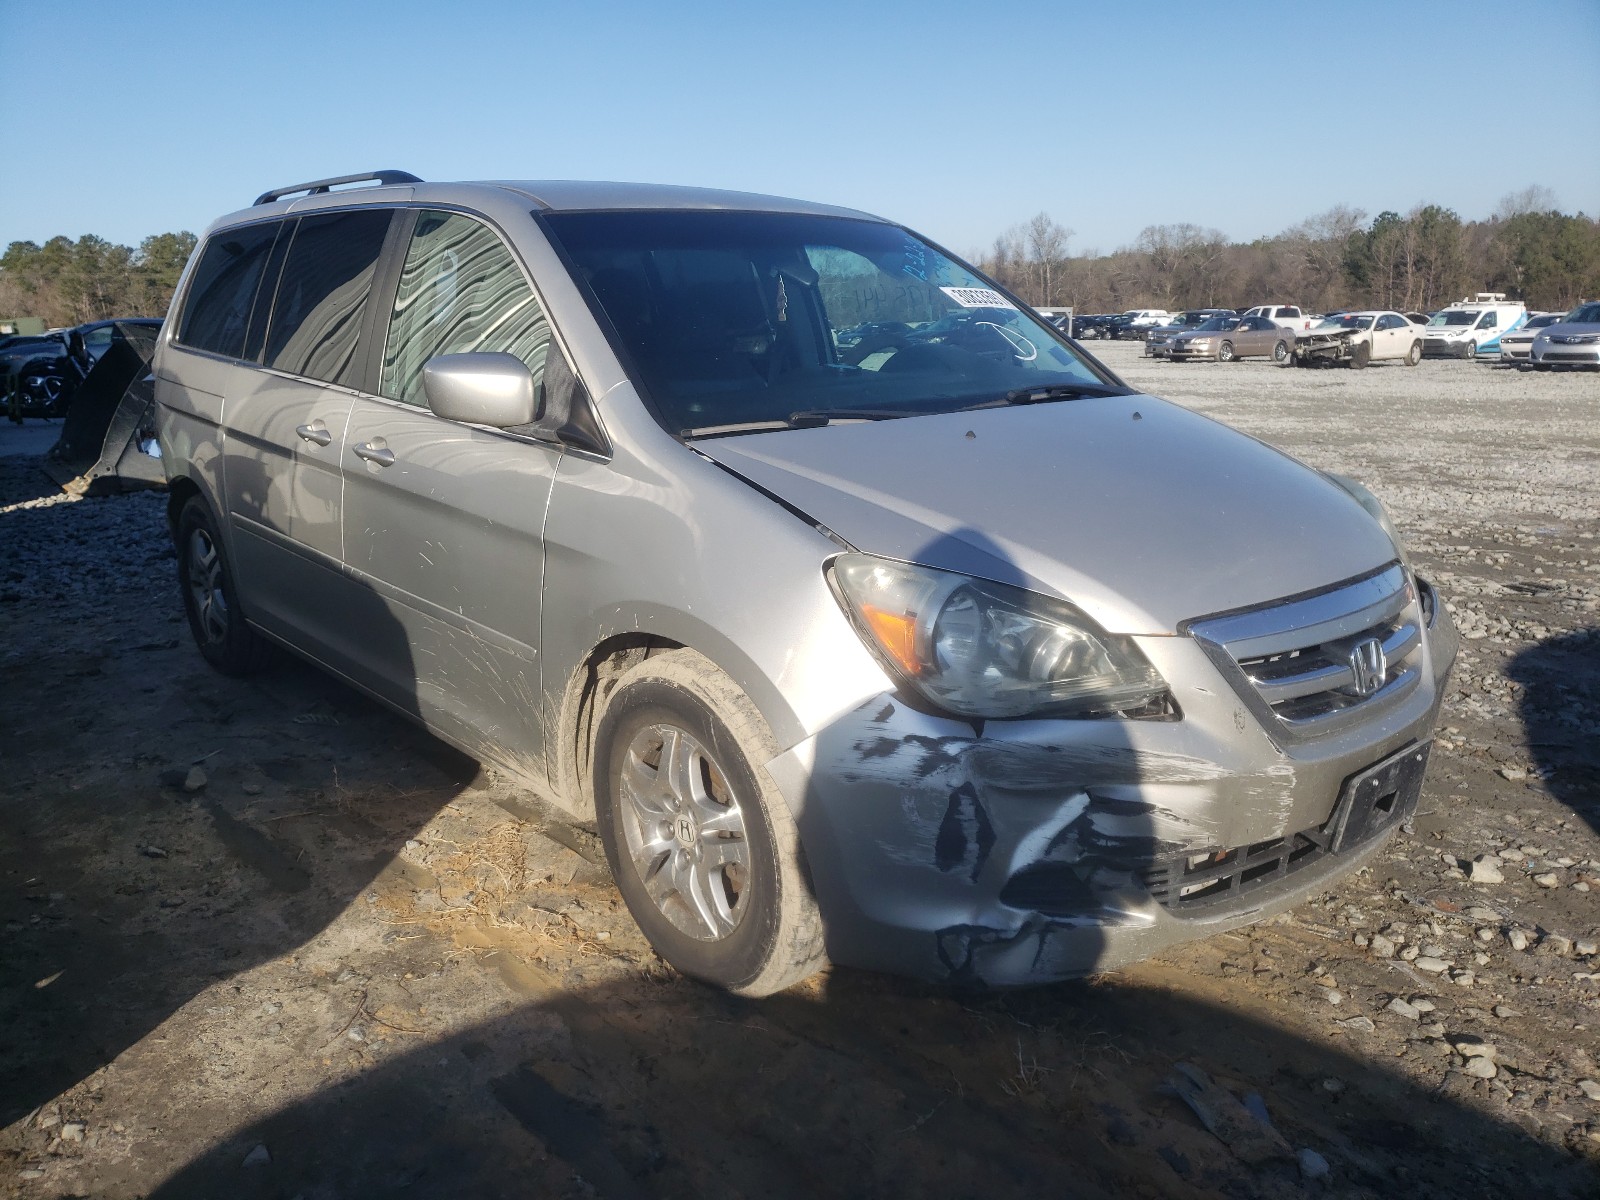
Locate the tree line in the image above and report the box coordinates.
[979,187,1600,316]
[0,232,197,328]
[2,187,1596,331]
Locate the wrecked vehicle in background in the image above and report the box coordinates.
[155,172,1459,994]
[43,320,165,495]
[1294,311,1424,369]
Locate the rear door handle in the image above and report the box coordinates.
[352,441,395,467]
[295,422,333,447]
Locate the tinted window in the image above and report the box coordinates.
[179,222,281,359]
[265,209,392,387]
[381,211,552,407]
[1281,307,1300,318]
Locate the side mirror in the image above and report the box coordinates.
[422,352,536,427]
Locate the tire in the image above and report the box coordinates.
[1349,341,1371,369]
[1272,339,1290,364]
[1405,340,1422,367]
[1218,341,1235,362]
[1462,341,1476,361]
[592,648,826,996]
[176,496,273,676]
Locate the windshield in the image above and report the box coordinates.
[1317,314,1374,330]
[543,211,1119,435]
[1566,303,1600,324]
[1427,310,1477,327]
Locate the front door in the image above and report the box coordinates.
[338,210,565,775]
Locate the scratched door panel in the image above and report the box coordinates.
[340,396,559,776]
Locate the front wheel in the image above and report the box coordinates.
[1349,341,1371,369]
[1405,340,1422,366]
[1462,341,1476,361]
[1218,341,1235,362]
[593,648,826,996]
[176,496,272,675]
[1272,340,1290,364]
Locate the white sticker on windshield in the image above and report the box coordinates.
[940,286,1016,310]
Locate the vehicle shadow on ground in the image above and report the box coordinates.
[0,470,472,1133]
[144,966,1596,1199]
[1508,628,1600,839]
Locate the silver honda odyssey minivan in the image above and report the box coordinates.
[156,172,1458,994]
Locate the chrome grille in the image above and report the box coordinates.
[1187,564,1423,742]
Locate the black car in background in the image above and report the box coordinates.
[3,318,163,420]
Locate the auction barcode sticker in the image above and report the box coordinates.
[940,286,1016,309]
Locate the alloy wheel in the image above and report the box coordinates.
[617,723,751,940]
[185,527,229,645]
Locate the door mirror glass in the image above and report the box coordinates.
[422,352,537,427]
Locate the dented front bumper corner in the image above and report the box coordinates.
[767,617,1454,987]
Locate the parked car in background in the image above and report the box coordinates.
[1169,314,1293,362]
[1242,304,1311,331]
[1144,309,1237,357]
[155,170,1456,993]
[1528,302,1600,370]
[1111,309,1170,339]
[1294,311,1423,368]
[2,331,72,420]
[1496,312,1564,366]
[1422,293,1527,359]
[1068,314,1114,340]
[1032,307,1075,334]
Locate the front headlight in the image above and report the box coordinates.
[1567,334,1600,344]
[828,553,1167,719]
[1188,339,1211,348]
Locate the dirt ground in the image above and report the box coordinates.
[2,347,1597,1199]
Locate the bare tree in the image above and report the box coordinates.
[1024,213,1072,305]
[1494,185,1559,222]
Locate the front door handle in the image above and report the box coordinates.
[295,422,333,447]
[352,441,395,467]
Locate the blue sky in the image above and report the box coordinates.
[2,0,1597,256]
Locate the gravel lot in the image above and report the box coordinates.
[2,347,1597,1198]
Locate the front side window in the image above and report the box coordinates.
[1477,312,1497,329]
[265,209,392,387]
[544,210,1117,436]
[381,211,552,407]
[179,221,281,359]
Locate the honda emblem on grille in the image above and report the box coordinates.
[1348,637,1387,697]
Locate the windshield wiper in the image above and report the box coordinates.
[966,382,1130,410]
[784,409,910,427]
[681,410,910,439]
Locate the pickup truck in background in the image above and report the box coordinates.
[1242,304,1313,330]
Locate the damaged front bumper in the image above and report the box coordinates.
[766,579,1457,987]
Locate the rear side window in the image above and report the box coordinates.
[265,209,392,387]
[379,211,552,407]
[179,222,281,359]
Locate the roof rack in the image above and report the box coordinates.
[253,170,423,207]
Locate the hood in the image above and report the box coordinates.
[700,396,1398,635]
[1535,321,1600,341]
